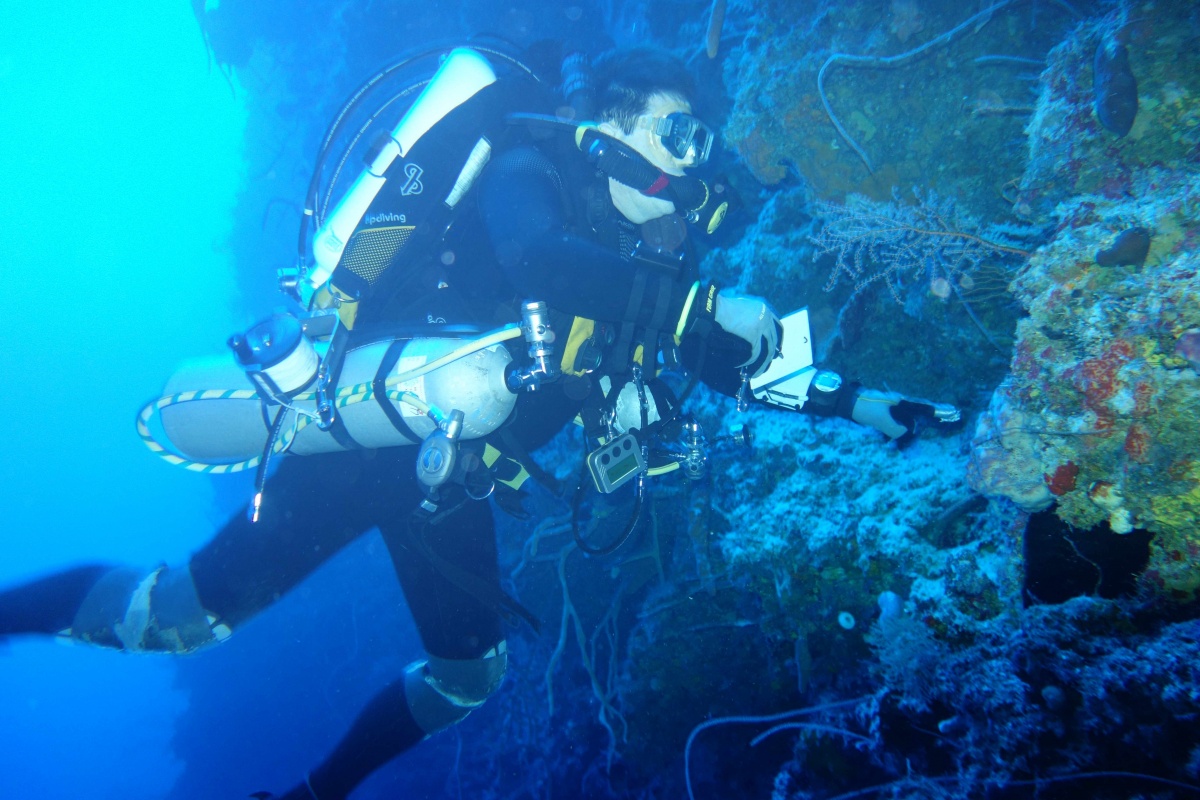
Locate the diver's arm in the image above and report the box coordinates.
[679,330,959,446]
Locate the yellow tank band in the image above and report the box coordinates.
[675,281,701,338]
[311,284,360,328]
[481,443,531,490]
[310,285,335,311]
[497,464,530,491]
[324,284,360,331]
[574,123,596,149]
[482,443,502,467]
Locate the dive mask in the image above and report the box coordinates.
[643,112,714,166]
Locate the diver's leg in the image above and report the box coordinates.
[0,561,224,652]
[0,565,111,637]
[285,491,508,800]
[0,449,405,652]
[187,447,415,632]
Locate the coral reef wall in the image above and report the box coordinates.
[721,0,1075,222]
[969,0,1200,599]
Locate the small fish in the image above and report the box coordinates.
[1176,330,1200,373]
[1095,226,1151,267]
[1094,39,1138,137]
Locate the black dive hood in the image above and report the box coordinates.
[507,113,731,235]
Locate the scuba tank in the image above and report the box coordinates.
[291,45,550,323]
[306,47,499,297]
[141,46,552,479]
[138,44,573,504]
[141,320,521,471]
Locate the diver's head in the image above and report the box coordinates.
[590,48,714,223]
[592,48,713,175]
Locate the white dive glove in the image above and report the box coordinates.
[712,289,781,377]
[851,388,962,447]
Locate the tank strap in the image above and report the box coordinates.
[578,374,613,443]
[320,326,367,451]
[560,316,595,376]
[608,271,644,374]
[495,427,563,496]
[372,338,425,441]
[482,443,530,491]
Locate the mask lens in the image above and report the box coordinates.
[661,113,713,165]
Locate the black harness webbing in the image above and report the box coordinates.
[609,269,646,374]
[647,274,673,334]
[371,338,425,442]
[319,325,366,451]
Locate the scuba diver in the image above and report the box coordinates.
[0,45,957,800]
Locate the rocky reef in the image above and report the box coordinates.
[720,0,1074,223]
[969,0,1200,600]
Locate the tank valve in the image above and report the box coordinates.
[506,300,559,392]
[681,416,708,481]
[228,313,321,522]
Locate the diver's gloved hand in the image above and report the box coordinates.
[712,290,782,379]
[850,389,961,448]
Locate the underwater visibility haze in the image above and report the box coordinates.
[2,0,1200,798]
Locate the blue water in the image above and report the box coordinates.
[0,4,245,797]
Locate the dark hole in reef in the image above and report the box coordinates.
[1023,509,1152,605]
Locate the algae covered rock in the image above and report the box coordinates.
[721,0,1073,223]
[966,0,1200,600]
[970,166,1200,597]
[1016,1,1200,224]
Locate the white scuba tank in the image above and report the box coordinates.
[308,48,498,290]
[153,334,516,466]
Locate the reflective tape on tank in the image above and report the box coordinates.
[207,615,232,642]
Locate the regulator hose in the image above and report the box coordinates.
[571,467,644,557]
